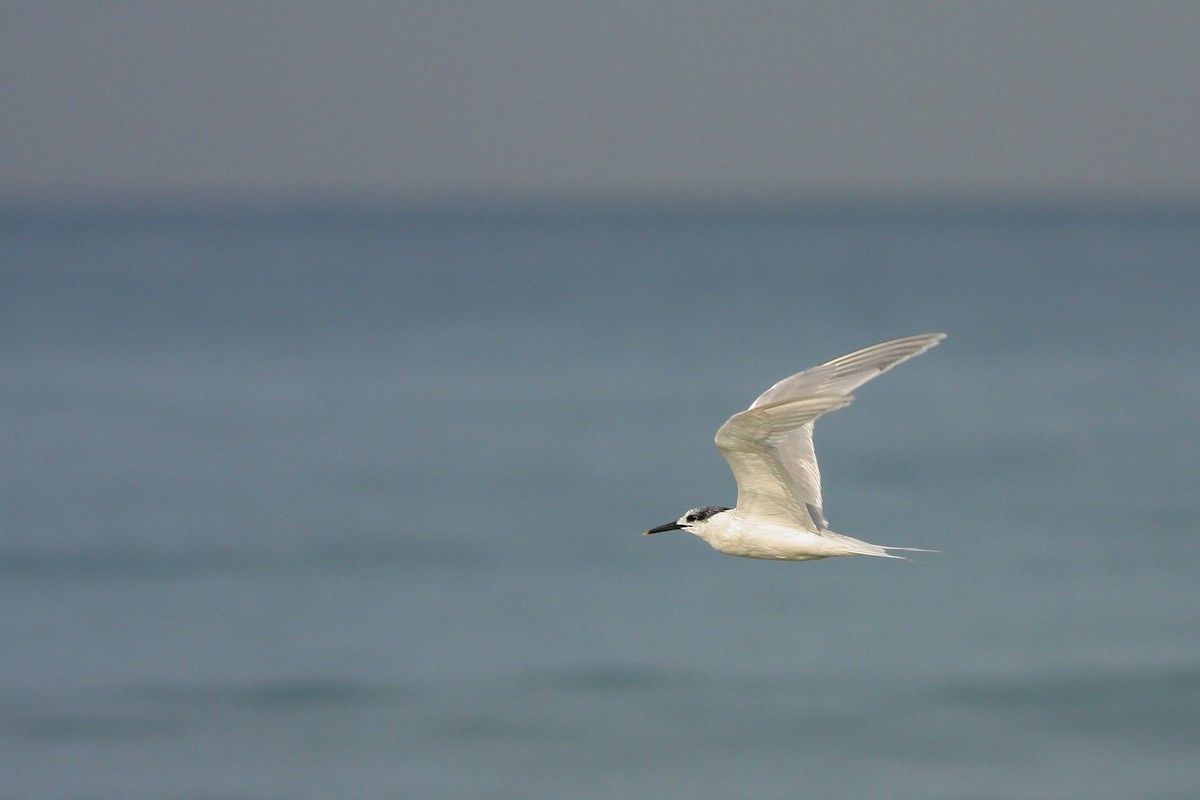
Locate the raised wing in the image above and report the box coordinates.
[715,395,851,530]
[721,334,945,530]
[749,334,946,410]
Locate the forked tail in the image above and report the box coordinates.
[824,531,939,559]
[877,546,939,560]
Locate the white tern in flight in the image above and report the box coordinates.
[643,333,945,561]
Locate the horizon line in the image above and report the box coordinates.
[3,188,1200,224]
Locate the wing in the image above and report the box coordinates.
[715,395,852,530]
[721,334,945,530]
[749,334,946,410]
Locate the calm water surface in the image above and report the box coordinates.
[2,204,1198,799]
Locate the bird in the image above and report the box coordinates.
[643,333,945,561]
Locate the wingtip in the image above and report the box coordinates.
[911,332,948,348]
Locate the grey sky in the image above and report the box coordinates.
[3,2,1199,204]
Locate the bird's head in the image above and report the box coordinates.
[643,505,731,536]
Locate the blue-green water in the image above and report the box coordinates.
[2,203,1198,798]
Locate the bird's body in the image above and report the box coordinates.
[644,333,945,561]
[685,512,895,561]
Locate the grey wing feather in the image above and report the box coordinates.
[749,334,946,409]
[715,395,852,529]
[729,334,945,530]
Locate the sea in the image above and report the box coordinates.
[2,200,1198,799]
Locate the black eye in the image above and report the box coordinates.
[685,514,697,523]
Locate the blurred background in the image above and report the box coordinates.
[2,4,1198,799]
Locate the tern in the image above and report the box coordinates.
[643,333,945,561]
